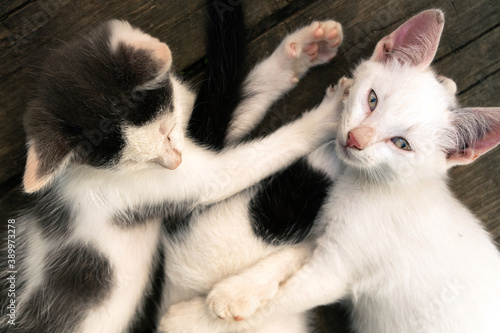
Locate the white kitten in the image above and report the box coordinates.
[163,9,500,333]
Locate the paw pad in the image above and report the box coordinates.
[285,20,343,66]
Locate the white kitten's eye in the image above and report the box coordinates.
[391,137,412,151]
[368,89,377,111]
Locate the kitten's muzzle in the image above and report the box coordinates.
[151,148,182,170]
[346,127,375,150]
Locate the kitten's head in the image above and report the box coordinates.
[335,9,500,182]
[23,20,195,193]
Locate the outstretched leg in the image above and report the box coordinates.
[226,20,343,144]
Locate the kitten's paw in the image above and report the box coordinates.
[315,76,353,131]
[326,84,338,98]
[284,20,343,82]
[339,76,354,98]
[207,275,279,322]
[286,20,343,63]
[326,76,353,98]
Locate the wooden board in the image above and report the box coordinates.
[0,0,499,332]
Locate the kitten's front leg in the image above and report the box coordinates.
[208,244,350,330]
[227,20,343,143]
[207,244,312,322]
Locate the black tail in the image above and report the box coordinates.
[187,0,247,151]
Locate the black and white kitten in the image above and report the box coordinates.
[0,9,340,333]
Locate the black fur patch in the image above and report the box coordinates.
[128,244,165,333]
[163,205,202,236]
[113,202,194,230]
[250,159,333,245]
[187,0,247,151]
[25,20,173,177]
[15,243,113,333]
[23,187,73,239]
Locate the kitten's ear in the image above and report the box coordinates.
[372,9,444,68]
[447,108,500,167]
[23,141,73,193]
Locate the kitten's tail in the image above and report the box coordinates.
[187,0,247,151]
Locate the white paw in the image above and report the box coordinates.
[338,76,354,98]
[284,20,343,81]
[326,84,337,98]
[207,275,279,322]
[316,76,353,130]
[325,76,353,98]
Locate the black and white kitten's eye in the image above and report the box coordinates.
[368,89,377,111]
[391,137,412,151]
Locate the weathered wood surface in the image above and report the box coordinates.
[0,0,499,331]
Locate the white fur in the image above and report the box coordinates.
[108,20,146,53]
[79,221,163,333]
[16,220,52,306]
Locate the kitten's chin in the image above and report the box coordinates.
[335,140,369,168]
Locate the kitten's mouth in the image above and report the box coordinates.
[336,138,363,166]
[336,139,353,158]
[343,145,356,158]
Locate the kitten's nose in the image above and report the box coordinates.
[346,131,361,150]
[346,127,375,150]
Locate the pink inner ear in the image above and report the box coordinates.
[450,130,500,164]
[24,145,51,193]
[471,128,500,156]
[372,9,444,67]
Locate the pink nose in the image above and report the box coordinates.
[346,131,361,150]
[345,127,375,150]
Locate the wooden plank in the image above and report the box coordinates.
[435,25,500,101]
[0,0,30,20]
